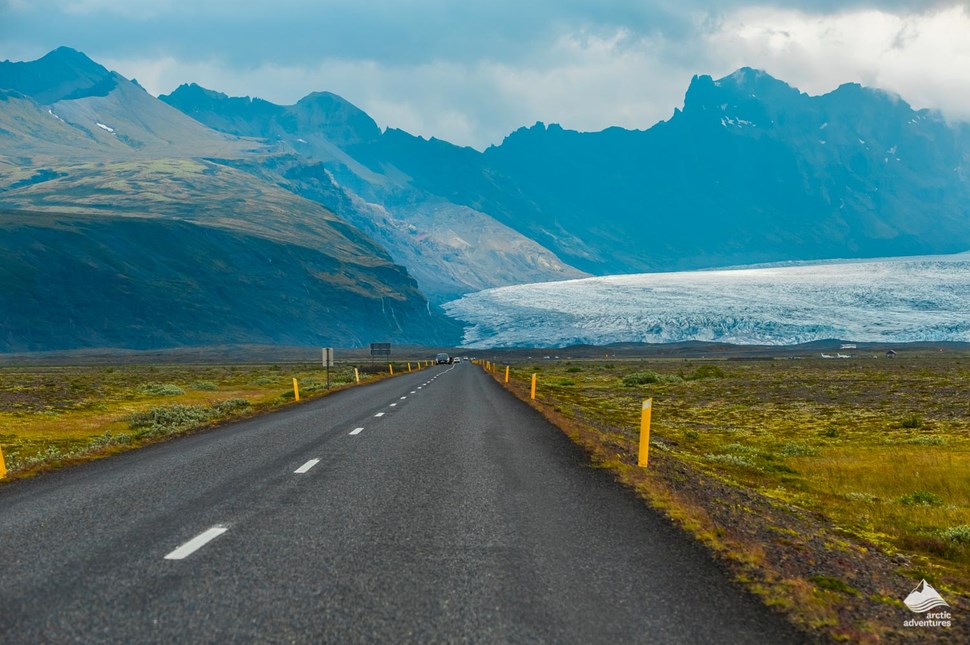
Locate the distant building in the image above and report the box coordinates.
[886,349,897,358]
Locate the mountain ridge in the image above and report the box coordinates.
[0,49,462,351]
[4,47,970,351]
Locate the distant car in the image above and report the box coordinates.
[453,357,461,364]
[436,353,450,364]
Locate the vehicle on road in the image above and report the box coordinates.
[453,357,461,364]
[436,353,450,364]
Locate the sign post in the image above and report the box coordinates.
[370,342,391,370]
[322,347,334,389]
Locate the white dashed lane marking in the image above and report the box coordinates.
[374,412,385,417]
[350,427,363,435]
[164,526,228,560]
[294,459,320,474]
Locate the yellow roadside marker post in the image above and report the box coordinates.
[292,378,300,402]
[408,362,412,372]
[354,368,360,384]
[0,445,7,479]
[505,366,510,383]
[530,373,537,400]
[638,399,653,467]
[389,364,394,376]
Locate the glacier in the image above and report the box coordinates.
[442,253,970,348]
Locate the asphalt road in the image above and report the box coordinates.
[0,362,806,643]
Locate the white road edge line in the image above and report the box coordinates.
[164,526,228,560]
[294,458,320,474]
[350,427,364,435]
[375,412,385,417]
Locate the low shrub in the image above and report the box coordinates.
[900,414,923,429]
[705,453,757,469]
[900,436,945,446]
[213,398,251,414]
[685,365,727,380]
[622,371,683,386]
[191,380,217,391]
[940,525,970,544]
[139,383,185,397]
[89,431,133,448]
[777,442,817,458]
[128,404,212,434]
[899,491,945,507]
[780,442,819,457]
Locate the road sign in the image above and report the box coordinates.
[370,343,391,357]
[322,347,334,367]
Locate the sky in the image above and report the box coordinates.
[3,0,970,149]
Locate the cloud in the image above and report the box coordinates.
[702,5,970,120]
[4,1,970,147]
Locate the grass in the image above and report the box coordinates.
[0,360,429,477]
[486,354,970,622]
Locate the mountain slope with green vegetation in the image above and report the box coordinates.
[0,49,458,351]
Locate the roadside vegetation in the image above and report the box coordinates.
[484,353,969,641]
[0,361,422,477]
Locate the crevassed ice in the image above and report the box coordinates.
[442,253,970,348]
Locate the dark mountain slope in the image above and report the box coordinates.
[0,213,452,351]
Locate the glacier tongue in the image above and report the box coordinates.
[442,254,970,348]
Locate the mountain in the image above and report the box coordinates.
[366,67,970,274]
[0,48,259,160]
[0,48,458,351]
[159,84,587,300]
[168,67,970,278]
[6,47,970,351]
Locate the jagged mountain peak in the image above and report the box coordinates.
[682,68,802,120]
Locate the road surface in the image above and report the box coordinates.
[0,362,805,643]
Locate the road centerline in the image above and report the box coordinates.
[294,459,320,474]
[350,427,364,435]
[164,526,228,560]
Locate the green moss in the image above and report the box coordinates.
[808,575,861,596]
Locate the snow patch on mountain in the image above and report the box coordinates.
[443,254,970,348]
